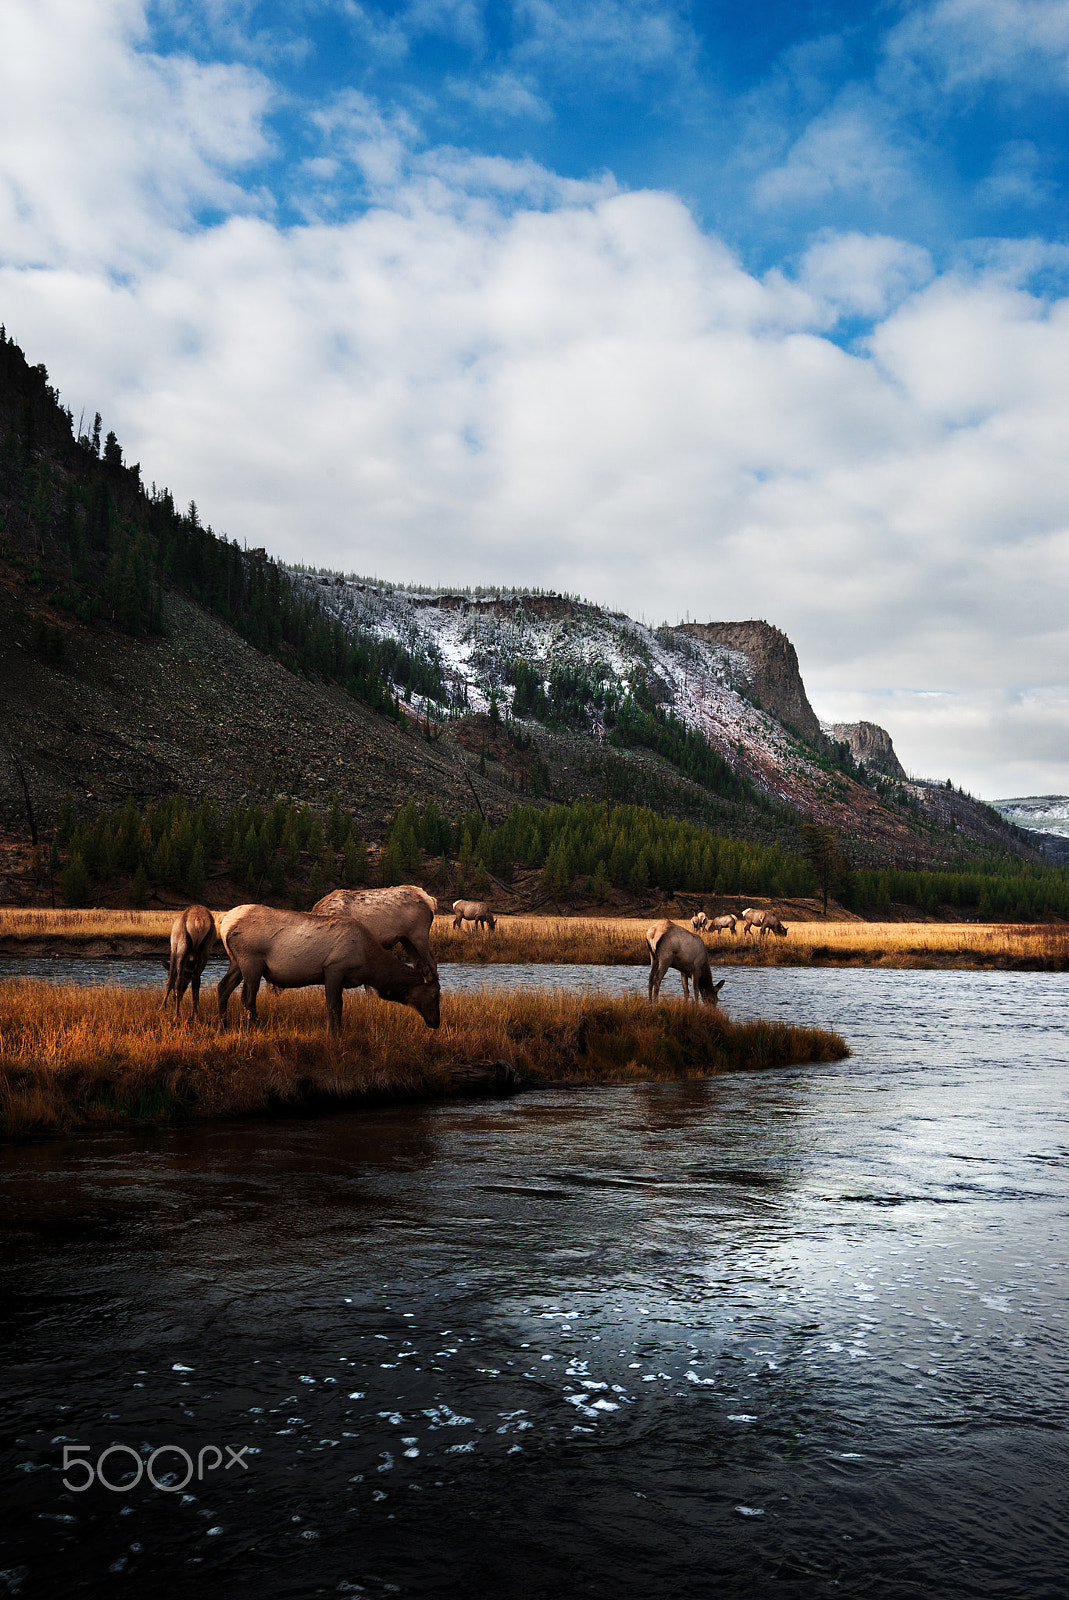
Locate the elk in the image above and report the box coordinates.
[216,905,440,1036]
[452,899,496,931]
[690,911,708,931]
[313,885,438,979]
[162,904,217,1023]
[741,908,787,938]
[710,914,737,935]
[646,919,725,1006]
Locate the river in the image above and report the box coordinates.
[1,966,1067,1598]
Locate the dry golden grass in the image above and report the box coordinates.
[0,978,848,1137]
[0,907,176,941]
[434,914,650,966]
[434,914,1069,969]
[3,907,1065,969]
[714,919,1069,968]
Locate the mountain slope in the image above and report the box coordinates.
[0,324,1037,873]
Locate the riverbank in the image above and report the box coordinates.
[2,907,1066,969]
[0,981,848,1138]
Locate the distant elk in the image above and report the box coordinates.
[162,904,217,1023]
[646,919,726,1006]
[690,911,708,931]
[217,904,440,1036]
[452,899,496,932]
[313,885,438,980]
[741,908,788,938]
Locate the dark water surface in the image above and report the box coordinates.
[1,968,1067,1599]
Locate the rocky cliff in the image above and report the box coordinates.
[676,621,822,742]
[827,721,907,780]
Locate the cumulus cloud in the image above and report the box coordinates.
[3,0,1069,795]
[0,0,273,270]
[798,232,934,320]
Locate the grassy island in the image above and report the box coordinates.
[0,980,848,1139]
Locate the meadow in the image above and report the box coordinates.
[0,980,848,1137]
[1,907,1066,968]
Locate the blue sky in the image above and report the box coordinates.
[3,0,1069,795]
[147,0,1069,269]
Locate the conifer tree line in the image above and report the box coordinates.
[2,327,781,807]
[48,788,1069,919]
[380,798,1069,917]
[54,791,371,910]
[0,328,443,725]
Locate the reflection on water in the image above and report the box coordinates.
[1,969,1067,1598]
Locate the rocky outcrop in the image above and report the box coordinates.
[677,621,822,742]
[827,721,906,779]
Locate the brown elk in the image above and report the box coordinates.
[452,899,496,931]
[741,908,787,938]
[646,919,725,1006]
[162,904,217,1022]
[710,914,737,935]
[690,911,708,931]
[217,905,440,1036]
[313,885,438,979]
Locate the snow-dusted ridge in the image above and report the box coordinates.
[284,567,836,806]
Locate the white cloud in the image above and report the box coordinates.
[513,0,698,83]
[754,101,911,209]
[977,140,1054,208]
[3,1,1069,796]
[446,71,551,121]
[798,232,934,320]
[0,0,273,271]
[884,0,1069,94]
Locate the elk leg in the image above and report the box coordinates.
[162,956,179,1014]
[174,965,191,1023]
[400,935,436,982]
[240,965,264,1024]
[325,971,345,1035]
[217,961,244,1029]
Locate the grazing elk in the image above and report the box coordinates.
[313,885,438,979]
[162,904,216,1023]
[452,899,496,932]
[217,905,440,1036]
[690,911,708,931]
[710,914,737,936]
[646,919,726,1006]
[741,908,788,938]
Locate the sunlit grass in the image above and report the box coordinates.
[3,907,1064,969]
[0,907,176,940]
[0,979,848,1137]
[434,914,1069,969]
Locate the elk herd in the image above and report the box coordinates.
[162,888,786,1032]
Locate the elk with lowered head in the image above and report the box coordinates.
[217,904,440,1036]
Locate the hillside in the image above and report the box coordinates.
[0,323,1038,880]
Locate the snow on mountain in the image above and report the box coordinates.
[287,570,832,806]
[993,796,1069,838]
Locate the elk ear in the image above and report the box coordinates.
[713,979,725,995]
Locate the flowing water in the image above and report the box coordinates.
[1,966,1067,1599]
